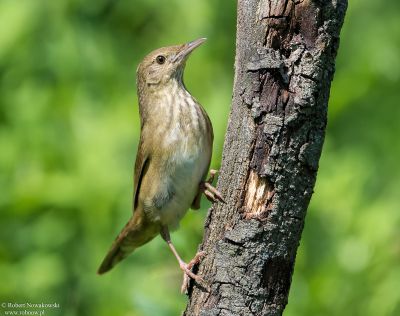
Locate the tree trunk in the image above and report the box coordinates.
[184,0,347,315]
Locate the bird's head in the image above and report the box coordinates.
[136,38,206,90]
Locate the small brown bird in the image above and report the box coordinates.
[97,38,223,292]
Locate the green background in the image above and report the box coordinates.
[0,0,399,315]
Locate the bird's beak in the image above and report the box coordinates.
[172,38,207,63]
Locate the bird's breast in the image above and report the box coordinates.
[157,141,209,229]
[140,84,213,228]
[144,132,209,229]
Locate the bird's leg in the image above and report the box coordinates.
[200,169,225,203]
[160,226,205,293]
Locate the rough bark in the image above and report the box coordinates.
[184,0,347,315]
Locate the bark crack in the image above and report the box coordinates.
[184,0,347,315]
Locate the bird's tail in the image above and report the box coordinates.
[97,213,158,275]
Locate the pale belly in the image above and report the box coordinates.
[139,86,213,228]
[142,133,211,229]
[160,141,210,229]
[160,154,206,228]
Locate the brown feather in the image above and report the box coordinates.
[97,209,159,274]
[98,38,212,275]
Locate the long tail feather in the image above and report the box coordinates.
[97,215,158,275]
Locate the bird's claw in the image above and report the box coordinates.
[201,169,225,204]
[207,169,218,183]
[179,251,206,294]
[204,182,225,203]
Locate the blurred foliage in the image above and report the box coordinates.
[0,0,398,315]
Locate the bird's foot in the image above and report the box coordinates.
[179,251,206,293]
[201,169,225,203]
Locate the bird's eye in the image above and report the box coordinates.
[156,55,166,64]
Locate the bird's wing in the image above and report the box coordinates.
[132,136,150,212]
[98,136,156,275]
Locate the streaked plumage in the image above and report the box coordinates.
[97,39,219,288]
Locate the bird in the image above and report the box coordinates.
[97,38,224,292]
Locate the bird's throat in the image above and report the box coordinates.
[141,79,206,140]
